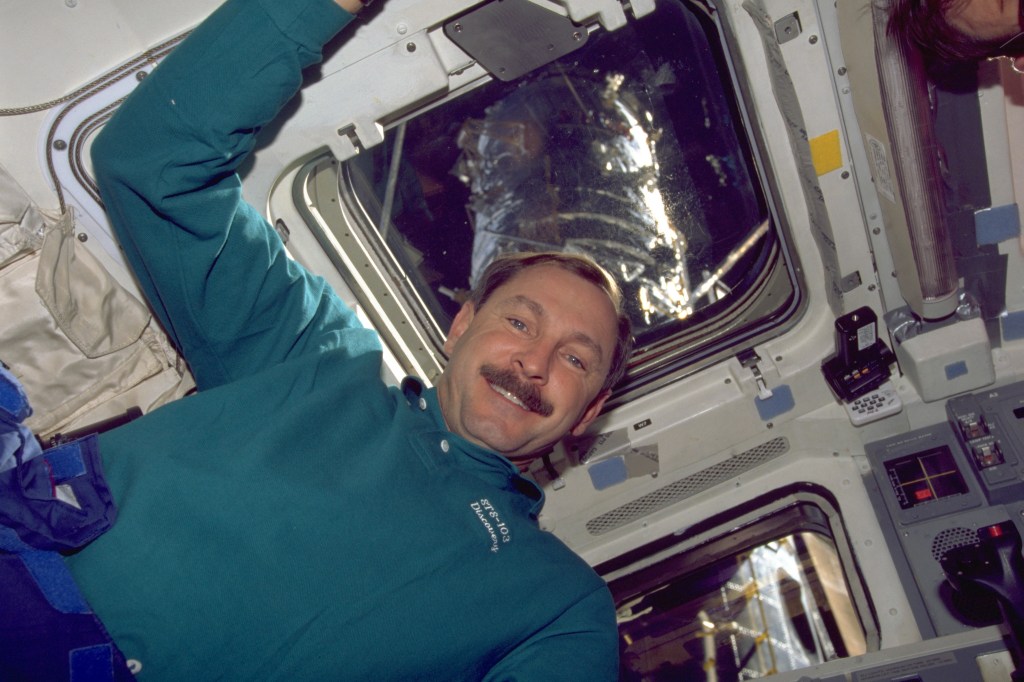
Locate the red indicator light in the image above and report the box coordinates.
[986,524,1004,538]
[914,489,932,501]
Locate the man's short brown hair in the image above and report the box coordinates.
[469,252,634,393]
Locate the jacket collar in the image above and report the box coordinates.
[401,377,545,516]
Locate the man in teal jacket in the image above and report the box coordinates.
[60,0,634,678]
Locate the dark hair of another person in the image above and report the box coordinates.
[469,252,634,393]
[886,0,1009,63]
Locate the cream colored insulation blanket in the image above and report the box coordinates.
[0,163,193,439]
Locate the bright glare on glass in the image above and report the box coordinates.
[343,0,771,349]
[615,533,867,680]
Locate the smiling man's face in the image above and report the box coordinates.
[437,263,618,462]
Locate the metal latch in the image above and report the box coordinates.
[737,348,773,400]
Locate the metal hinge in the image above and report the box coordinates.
[273,218,290,245]
[737,348,773,400]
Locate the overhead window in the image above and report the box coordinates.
[295,0,801,395]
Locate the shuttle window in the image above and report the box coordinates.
[606,495,873,680]
[301,0,800,392]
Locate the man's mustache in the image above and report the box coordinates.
[480,365,554,417]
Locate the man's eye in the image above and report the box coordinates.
[567,354,585,370]
[508,318,528,332]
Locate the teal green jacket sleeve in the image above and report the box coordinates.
[484,586,619,681]
[91,0,372,391]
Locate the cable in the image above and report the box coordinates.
[2,31,190,213]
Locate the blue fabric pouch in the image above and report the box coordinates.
[0,436,118,552]
[0,367,131,680]
[0,525,135,682]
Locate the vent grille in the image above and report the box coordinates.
[585,437,790,536]
[931,527,976,562]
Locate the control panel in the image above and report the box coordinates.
[946,386,1024,505]
[864,380,1024,647]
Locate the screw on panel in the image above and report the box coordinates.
[53,140,67,151]
[136,71,148,81]
[838,66,848,76]
[841,171,850,179]
[406,42,417,52]
[453,22,463,32]
[77,233,88,242]
[809,35,818,44]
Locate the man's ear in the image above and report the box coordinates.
[443,301,476,355]
[570,389,611,437]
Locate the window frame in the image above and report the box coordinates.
[289,0,807,398]
[601,486,880,677]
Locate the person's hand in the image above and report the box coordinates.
[335,0,368,13]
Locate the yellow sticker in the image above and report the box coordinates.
[810,129,842,176]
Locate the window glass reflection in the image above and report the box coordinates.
[344,0,772,350]
[615,532,868,681]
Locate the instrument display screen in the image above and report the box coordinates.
[885,446,968,510]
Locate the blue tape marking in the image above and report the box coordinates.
[588,456,628,491]
[70,644,115,682]
[19,548,92,614]
[755,384,795,421]
[0,366,31,421]
[0,525,31,553]
[945,361,969,380]
[44,442,88,483]
[1003,310,1024,341]
[974,204,1021,245]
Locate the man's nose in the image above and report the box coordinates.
[513,342,553,382]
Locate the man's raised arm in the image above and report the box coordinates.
[92,0,376,391]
